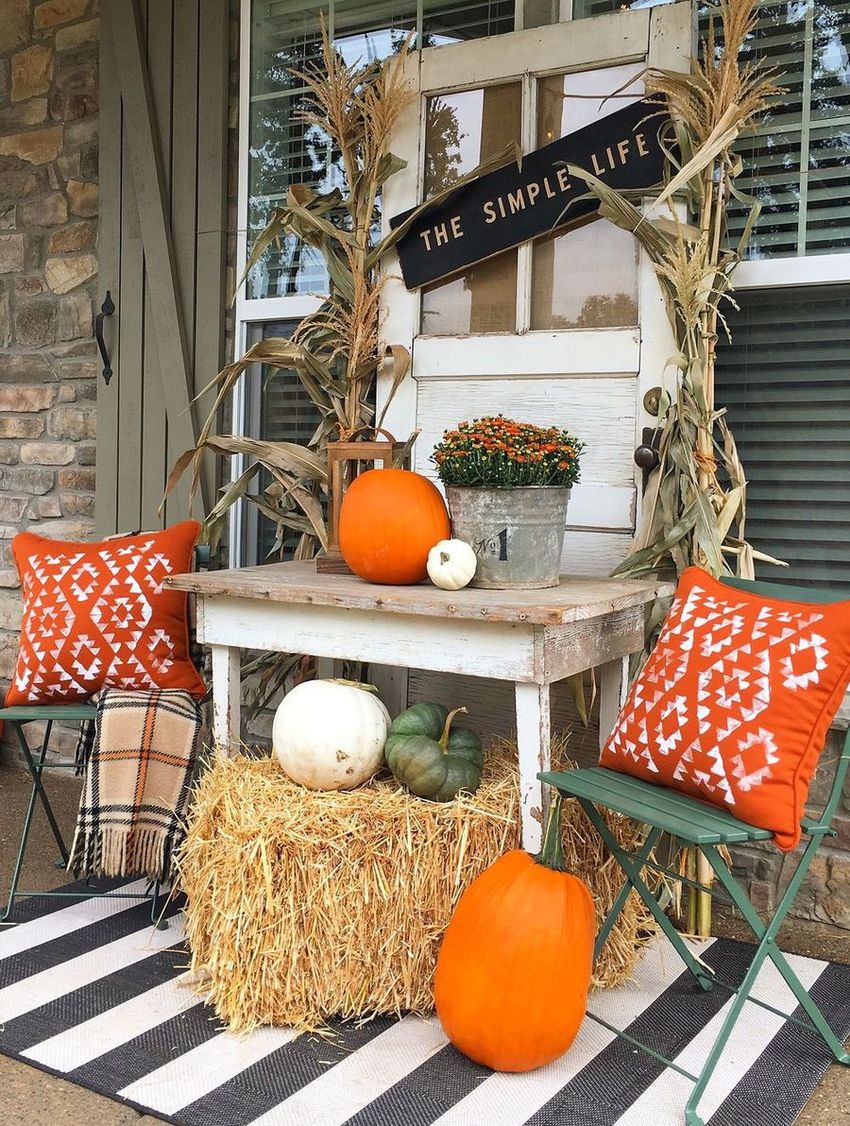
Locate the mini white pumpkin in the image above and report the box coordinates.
[427,539,478,591]
[272,679,391,791]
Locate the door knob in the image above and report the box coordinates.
[634,442,660,472]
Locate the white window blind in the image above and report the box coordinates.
[727,0,850,259]
[714,284,850,589]
[575,0,850,260]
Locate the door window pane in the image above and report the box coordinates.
[420,83,522,334]
[531,66,641,330]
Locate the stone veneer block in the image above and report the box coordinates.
[18,190,67,227]
[0,0,30,53]
[0,234,25,274]
[11,44,54,102]
[34,0,89,30]
[44,251,96,294]
[47,220,94,252]
[66,177,97,215]
[0,124,63,164]
[54,17,98,52]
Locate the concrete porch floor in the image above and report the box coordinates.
[1,755,849,1125]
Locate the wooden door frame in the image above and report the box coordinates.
[379,2,693,519]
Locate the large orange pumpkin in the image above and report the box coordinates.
[434,794,595,1072]
[339,468,451,585]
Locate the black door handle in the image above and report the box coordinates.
[95,291,115,384]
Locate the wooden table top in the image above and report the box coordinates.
[165,560,673,627]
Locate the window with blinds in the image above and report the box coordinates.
[573,0,850,261]
[243,320,322,564]
[714,284,850,590]
[724,0,850,259]
[247,0,515,300]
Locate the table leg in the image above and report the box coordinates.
[515,682,551,853]
[211,644,241,756]
[599,654,630,749]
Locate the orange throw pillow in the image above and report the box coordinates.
[6,521,205,707]
[600,567,850,850]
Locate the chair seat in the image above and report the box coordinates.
[0,703,96,722]
[540,766,774,845]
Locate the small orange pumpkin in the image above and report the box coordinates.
[434,793,595,1072]
[339,468,451,585]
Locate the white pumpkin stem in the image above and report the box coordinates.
[439,551,451,565]
[327,678,379,694]
[439,706,468,750]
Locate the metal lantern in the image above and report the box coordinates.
[318,428,406,574]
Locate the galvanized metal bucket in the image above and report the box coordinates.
[446,485,570,589]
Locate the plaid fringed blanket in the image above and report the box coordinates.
[70,688,202,882]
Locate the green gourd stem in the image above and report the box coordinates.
[438,706,468,751]
[536,791,566,872]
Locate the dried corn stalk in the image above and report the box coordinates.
[569,0,785,595]
[568,0,786,937]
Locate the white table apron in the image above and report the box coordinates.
[195,592,649,852]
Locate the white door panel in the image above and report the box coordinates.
[413,374,639,506]
[412,328,640,378]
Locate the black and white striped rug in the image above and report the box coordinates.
[1,882,849,1125]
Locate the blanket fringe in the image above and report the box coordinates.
[68,825,176,884]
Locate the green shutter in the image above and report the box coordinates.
[97,0,229,533]
[715,284,850,589]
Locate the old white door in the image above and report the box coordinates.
[378,5,691,756]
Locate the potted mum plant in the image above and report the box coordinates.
[433,416,584,590]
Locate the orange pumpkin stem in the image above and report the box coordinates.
[439,706,468,751]
[537,791,566,872]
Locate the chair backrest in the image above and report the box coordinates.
[719,575,850,830]
[720,575,850,605]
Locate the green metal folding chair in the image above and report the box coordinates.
[540,575,850,1126]
[0,544,210,927]
[0,703,167,925]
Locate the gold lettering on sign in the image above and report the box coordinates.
[508,189,526,214]
[413,121,659,268]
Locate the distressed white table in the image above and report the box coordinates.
[166,563,671,851]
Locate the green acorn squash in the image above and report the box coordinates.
[385,703,483,801]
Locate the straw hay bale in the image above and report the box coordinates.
[178,738,653,1033]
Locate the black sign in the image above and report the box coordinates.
[390,98,668,290]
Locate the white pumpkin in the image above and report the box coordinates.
[427,539,478,591]
[272,679,390,791]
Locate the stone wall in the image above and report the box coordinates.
[0,0,99,706]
